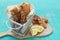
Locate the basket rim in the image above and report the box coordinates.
[9,14,35,26]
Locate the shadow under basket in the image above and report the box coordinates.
[9,14,34,36]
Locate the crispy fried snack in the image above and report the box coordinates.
[10,3,48,27]
[32,15,48,28]
[20,3,30,16]
[11,3,30,24]
[11,7,19,22]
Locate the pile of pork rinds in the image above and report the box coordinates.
[8,3,48,29]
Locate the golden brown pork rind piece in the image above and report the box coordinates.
[20,3,30,16]
[32,15,48,28]
[10,7,19,22]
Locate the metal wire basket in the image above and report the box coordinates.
[6,4,34,36]
[8,14,34,36]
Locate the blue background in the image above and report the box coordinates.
[0,0,60,40]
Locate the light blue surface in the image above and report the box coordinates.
[0,0,60,40]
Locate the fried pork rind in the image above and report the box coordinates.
[20,3,30,16]
[7,3,31,24]
[32,15,48,28]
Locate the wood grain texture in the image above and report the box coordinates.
[0,24,52,38]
